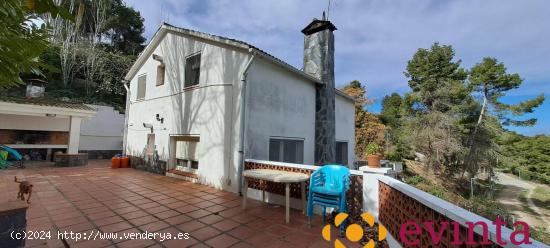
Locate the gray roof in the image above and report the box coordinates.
[0,97,96,111]
[125,23,354,102]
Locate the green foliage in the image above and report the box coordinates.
[500,133,550,184]
[104,0,146,55]
[405,43,469,113]
[0,0,69,89]
[365,143,382,155]
[470,57,545,127]
[341,81,386,158]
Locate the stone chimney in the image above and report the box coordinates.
[25,79,47,98]
[302,12,337,165]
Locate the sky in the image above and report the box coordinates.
[125,0,550,136]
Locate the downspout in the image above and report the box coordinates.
[238,49,256,195]
[122,80,130,156]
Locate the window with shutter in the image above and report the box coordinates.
[268,138,304,164]
[185,53,201,87]
[137,74,146,100]
[156,64,165,86]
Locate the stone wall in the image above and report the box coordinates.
[129,155,166,175]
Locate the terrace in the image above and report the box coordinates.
[0,160,547,248]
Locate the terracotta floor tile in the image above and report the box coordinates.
[194,200,216,209]
[99,221,133,233]
[204,204,227,213]
[227,226,255,240]
[284,232,318,247]
[54,216,89,228]
[120,210,149,220]
[246,232,280,247]
[162,237,199,248]
[140,220,170,232]
[164,215,192,226]
[72,238,112,248]
[116,238,156,248]
[145,205,170,214]
[231,213,257,224]
[187,209,211,219]
[205,234,239,248]
[177,221,206,232]
[93,215,125,227]
[177,204,199,214]
[212,219,240,232]
[87,210,117,220]
[198,214,224,225]
[128,215,159,226]
[114,206,140,214]
[191,226,222,241]
[230,242,255,248]
[154,209,180,219]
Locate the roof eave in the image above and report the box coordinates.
[0,101,96,118]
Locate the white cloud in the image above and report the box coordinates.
[125,0,550,97]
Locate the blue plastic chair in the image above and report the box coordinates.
[307,164,350,230]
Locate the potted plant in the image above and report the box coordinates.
[365,143,383,168]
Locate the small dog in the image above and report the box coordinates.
[15,176,32,204]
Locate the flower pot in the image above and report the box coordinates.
[111,157,121,169]
[120,156,129,168]
[366,154,381,168]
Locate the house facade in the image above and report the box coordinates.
[124,20,355,192]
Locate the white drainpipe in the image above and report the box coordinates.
[122,80,130,156]
[237,49,256,195]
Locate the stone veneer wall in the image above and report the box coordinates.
[303,26,336,165]
[244,160,363,217]
[129,155,166,175]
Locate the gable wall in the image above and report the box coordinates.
[125,31,250,190]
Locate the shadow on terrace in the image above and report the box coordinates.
[0,160,356,248]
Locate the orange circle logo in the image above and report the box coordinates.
[321,212,387,248]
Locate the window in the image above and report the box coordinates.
[137,74,146,99]
[269,138,304,164]
[336,141,348,165]
[184,53,201,87]
[146,133,155,155]
[175,136,200,171]
[156,64,165,86]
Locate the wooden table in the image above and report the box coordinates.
[242,169,310,223]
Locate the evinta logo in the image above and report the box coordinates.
[399,217,532,246]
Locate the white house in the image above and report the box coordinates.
[123,18,355,193]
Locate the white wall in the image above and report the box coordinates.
[126,31,250,191]
[335,94,356,166]
[79,105,124,151]
[245,58,317,164]
[0,113,70,131]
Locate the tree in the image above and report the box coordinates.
[469,57,545,128]
[0,0,69,88]
[403,43,473,169]
[43,0,85,87]
[104,0,145,55]
[405,43,470,113]
[341,80,386,159]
